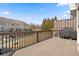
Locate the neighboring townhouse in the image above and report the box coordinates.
[53,19,76,30]
[0,17,30,32]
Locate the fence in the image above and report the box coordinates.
[0,30,59,55]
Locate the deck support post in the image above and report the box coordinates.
[51,30,52,38]
[37,31,39,43]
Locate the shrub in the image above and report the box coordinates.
[59,27,77,40]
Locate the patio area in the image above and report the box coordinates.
[13,37,79,56]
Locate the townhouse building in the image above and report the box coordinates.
[0,17,30,32]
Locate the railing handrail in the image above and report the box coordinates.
[0,30,59,33]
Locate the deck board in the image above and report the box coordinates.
[13,37,79,56]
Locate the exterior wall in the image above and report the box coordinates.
[77,3,79,46]
[53,19,76,30]
[70,3,77,30]
[70,4,77,10]
[78,4,79,26]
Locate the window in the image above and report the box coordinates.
[17,24,18,26]
[0,27,4,32]
[11,24,14,26]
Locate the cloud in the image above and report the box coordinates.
[63,14,68,17]
[40,8,45,11]
[63,10,70,18]
[65,10,70,14]
[2,11,11,15]
[57,3,70,7]
[64,10,70,15]
[26,16,36,20]
[26,16,30,20]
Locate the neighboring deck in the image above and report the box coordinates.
[13,37,79,56]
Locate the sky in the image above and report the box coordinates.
[0,3,70,25]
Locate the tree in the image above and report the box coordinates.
[30,23,36,31]
[54,16,57,20]
[30,23,36,28]
[52,18,54,20]
[41,18,54,31]
[41,18,47,31]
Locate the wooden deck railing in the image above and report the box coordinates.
[0,30,59,55]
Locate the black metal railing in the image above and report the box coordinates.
[0,30,59,55]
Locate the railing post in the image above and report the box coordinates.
[58,30,59,37]
[51,30,52,38]
[37,31,39,43]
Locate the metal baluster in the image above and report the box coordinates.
[27,31,29,46]
[12,34,14,51]
[19,35,20,49]
[2,35,4,51]
[23,34,24,48]
[17,34,18,50]
[6,35,7,52]
[23,33,24,48]
[24,33,26,47]
[14,34,16,51]
[24,34,26,47]
[9,34,10,51]
[26,32,28,47]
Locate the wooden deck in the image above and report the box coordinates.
[13,37,79,56]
